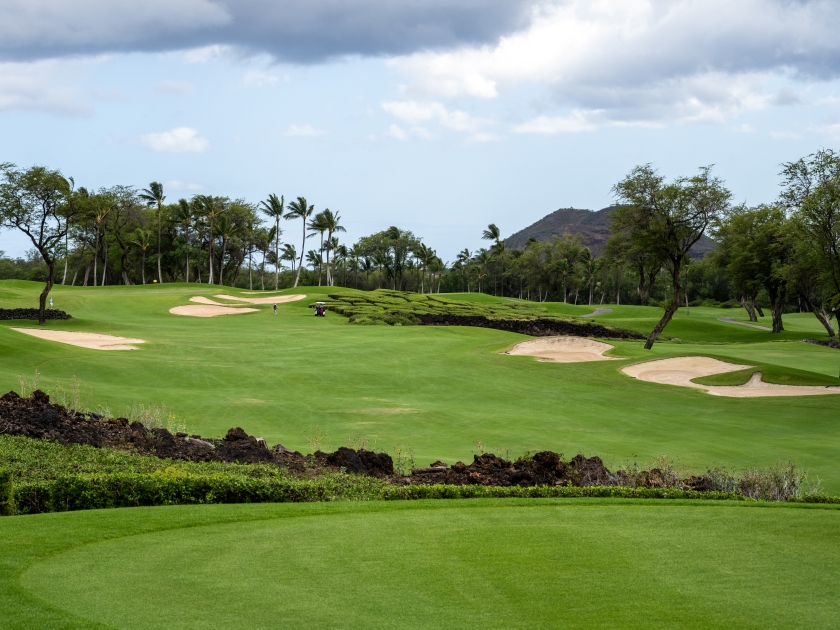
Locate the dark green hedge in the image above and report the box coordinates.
[382,484,747,501]
[0,469,12,516]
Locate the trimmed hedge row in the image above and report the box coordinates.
[382,484,747,501]
[0,308,72,321]
[6,472,838,515]
[11,470,388,515]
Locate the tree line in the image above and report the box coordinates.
[2,151,839,348]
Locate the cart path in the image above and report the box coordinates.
[581,308,613,318]
[717,317,772,331]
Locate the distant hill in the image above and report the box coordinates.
[504,206,716,258]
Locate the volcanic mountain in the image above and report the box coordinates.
[504,206,716,258]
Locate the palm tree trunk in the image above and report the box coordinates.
[219,238,227,286]
[71,237,89,286]
[157,204,163,284]
[141,251,146,284]
[62,232,69,284]
[101,235,108,286]
[93,223,99,287]
[275,217,280,291]
[294,220,305,288]
[185,227,190,283]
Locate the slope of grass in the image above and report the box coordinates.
[1,500,838,629]
[2,281,840,492]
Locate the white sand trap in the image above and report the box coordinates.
[214,294,306,305]
[189,296,248,306]
[507,336,620,363]
[12,328,145,350]
[169,305,258,318]
[622,356,840,398]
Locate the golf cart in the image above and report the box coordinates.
[314,301,327,317]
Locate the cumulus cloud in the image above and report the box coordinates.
[0,0,534,63]
[139,127,209,152]
[0,59,92,115]
[391,0,840,127]
[284,124,325,137]
[382,100,496,139]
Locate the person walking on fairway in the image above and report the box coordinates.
[273,303,277,315]
[49,298,53,309]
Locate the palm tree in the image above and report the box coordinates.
[285,197,314,288]
[195,196,226,284]
[260,193,284,290]
[139,182,166,284]
[307,211,328,286]
[215,215,235,286]
[174,199,193,283]
[243,217,258,290]
[281,243,297,275]
[129,229,153,284]
[91,199,111,287]
[306,249,322,280]
[457,248,472,292]
[320,209,346,285]
[256,227,274,290]
[482,223,504,296]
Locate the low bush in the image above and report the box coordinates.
[0,468,12,516]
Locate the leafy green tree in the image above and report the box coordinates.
[0,164,78,323]
[780,149,840,331]
[175,199,193,283]
[307,211,328,286]
[715,205,791,333]
[612,164,731,348]
[139,182,165,283]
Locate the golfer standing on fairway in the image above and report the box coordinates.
[273,303,277,315]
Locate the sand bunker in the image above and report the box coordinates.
[622,356,840,398]
[12,328,145,350]
[582,308,613,318]
[214,294,306,305]
[169,305,258,318]
[507,336,620,363]
[189,296,248,306]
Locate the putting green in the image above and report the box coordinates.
[2,281,840,491]
[14,500,840,629]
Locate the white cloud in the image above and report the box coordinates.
[155,80,194,95]
[389,0,840,127]
[284,124,325,137]
[242,70,278,86]
[514,111,601,134]
[770,130,802,140]
[733,123,756,133]
[388,124,408,140]
[164,179,204,191]
[0,58,91,115]
[382,100,494,139]
[139,127,209,152]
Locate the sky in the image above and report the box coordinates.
[2,0,840,261]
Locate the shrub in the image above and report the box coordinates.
[0,469,13,516]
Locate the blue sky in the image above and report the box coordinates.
[2,0,840,261]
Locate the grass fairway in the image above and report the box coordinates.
[1,500,837,629]
[2,280,840,491]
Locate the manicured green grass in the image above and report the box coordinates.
[0,499,837,629]
[2,281,840,492]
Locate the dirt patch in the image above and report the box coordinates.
[717,317,772,331]
[11,328,144,350]
[214,294,306,305]
[622,356,840,398]
[415,313,644,339]
[0,308,71,321]
[169,305,258,317]
[507,336,620,363]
